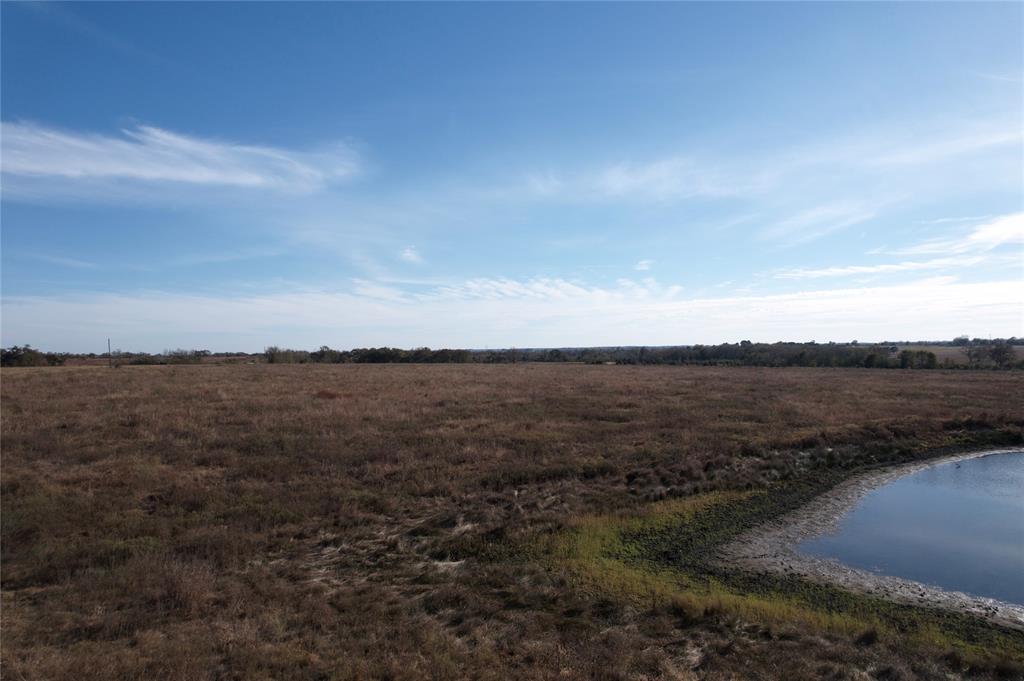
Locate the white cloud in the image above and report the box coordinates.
[967,70,1023,84]
[0,121,359,196]
[524,171,564,197]
[863,129,1023,167]
[789,119,1024,171]
[399,247,423,264]
[760,201,879,245]
[4,276,1021,352]
[774,256,985,280]
[519,118,1020,207]
[428,277,593,301]
[915,215,992,225]
[24,254,100,270]
[15,2,163,63]
[519,155,754,203]
[899,212,1024,255]
[351,279,407,302]
[769,212,1024,281]
[634,259,653,271]
[592,156,737,201]
[173,249,283,267]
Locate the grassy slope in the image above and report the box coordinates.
[2,364,1023,680]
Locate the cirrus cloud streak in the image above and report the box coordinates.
[1,121,359,196]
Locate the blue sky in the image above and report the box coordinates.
[2,2,1022,352]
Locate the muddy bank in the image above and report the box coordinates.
[720,447,1024,631]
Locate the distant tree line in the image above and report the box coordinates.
[506,342,928,369]
[4,339,1020,369]
[259,340,1020,369]
[121,349,213,365]
[0,347,216,367]
[265,346,473,364]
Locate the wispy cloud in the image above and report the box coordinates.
[427,277,593,302]
[1,122,359,197]
[15,2,165,63]
[787,118,1023,171]
[898,212,1024,255]
[591,156,739,201]
[414,276,681,304]
[915,215,992,225]
[771,212,1024,280]
[774,256,984,280]
[634,259,653,271]
[351,279,408,302]
[399,247,423,264]
[518,117,1020,208]
[520,155,752,202]
[966,70,1023,84]
[525,171,564,197]
[759,201,879,246]
[172,249,284,267]
[5,276,1021,351]
[25,254,100,270]
[865,129,1023,167]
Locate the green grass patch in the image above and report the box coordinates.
[544,466,1024,670]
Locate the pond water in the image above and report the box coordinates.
[797,450,1024,605]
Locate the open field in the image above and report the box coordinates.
[3,364,1024,680]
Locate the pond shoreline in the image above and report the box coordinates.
[719,447,1024,631]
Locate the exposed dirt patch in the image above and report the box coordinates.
[312,389,342,399]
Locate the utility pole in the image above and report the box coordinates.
[108,338,112,368]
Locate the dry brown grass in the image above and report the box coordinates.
[2,364,1023,680]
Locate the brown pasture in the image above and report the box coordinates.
[2,364,1022,680]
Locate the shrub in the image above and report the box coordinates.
[0,345,65,367]
[264,346,311,363]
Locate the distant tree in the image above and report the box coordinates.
[545,349,566,362]
[265,346,310,363]
[164,348,206,364]
[989,342,1016,369]
[311,345,345,363]
[962,345,990,368]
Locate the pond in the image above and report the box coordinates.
[797,450,1024,605]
